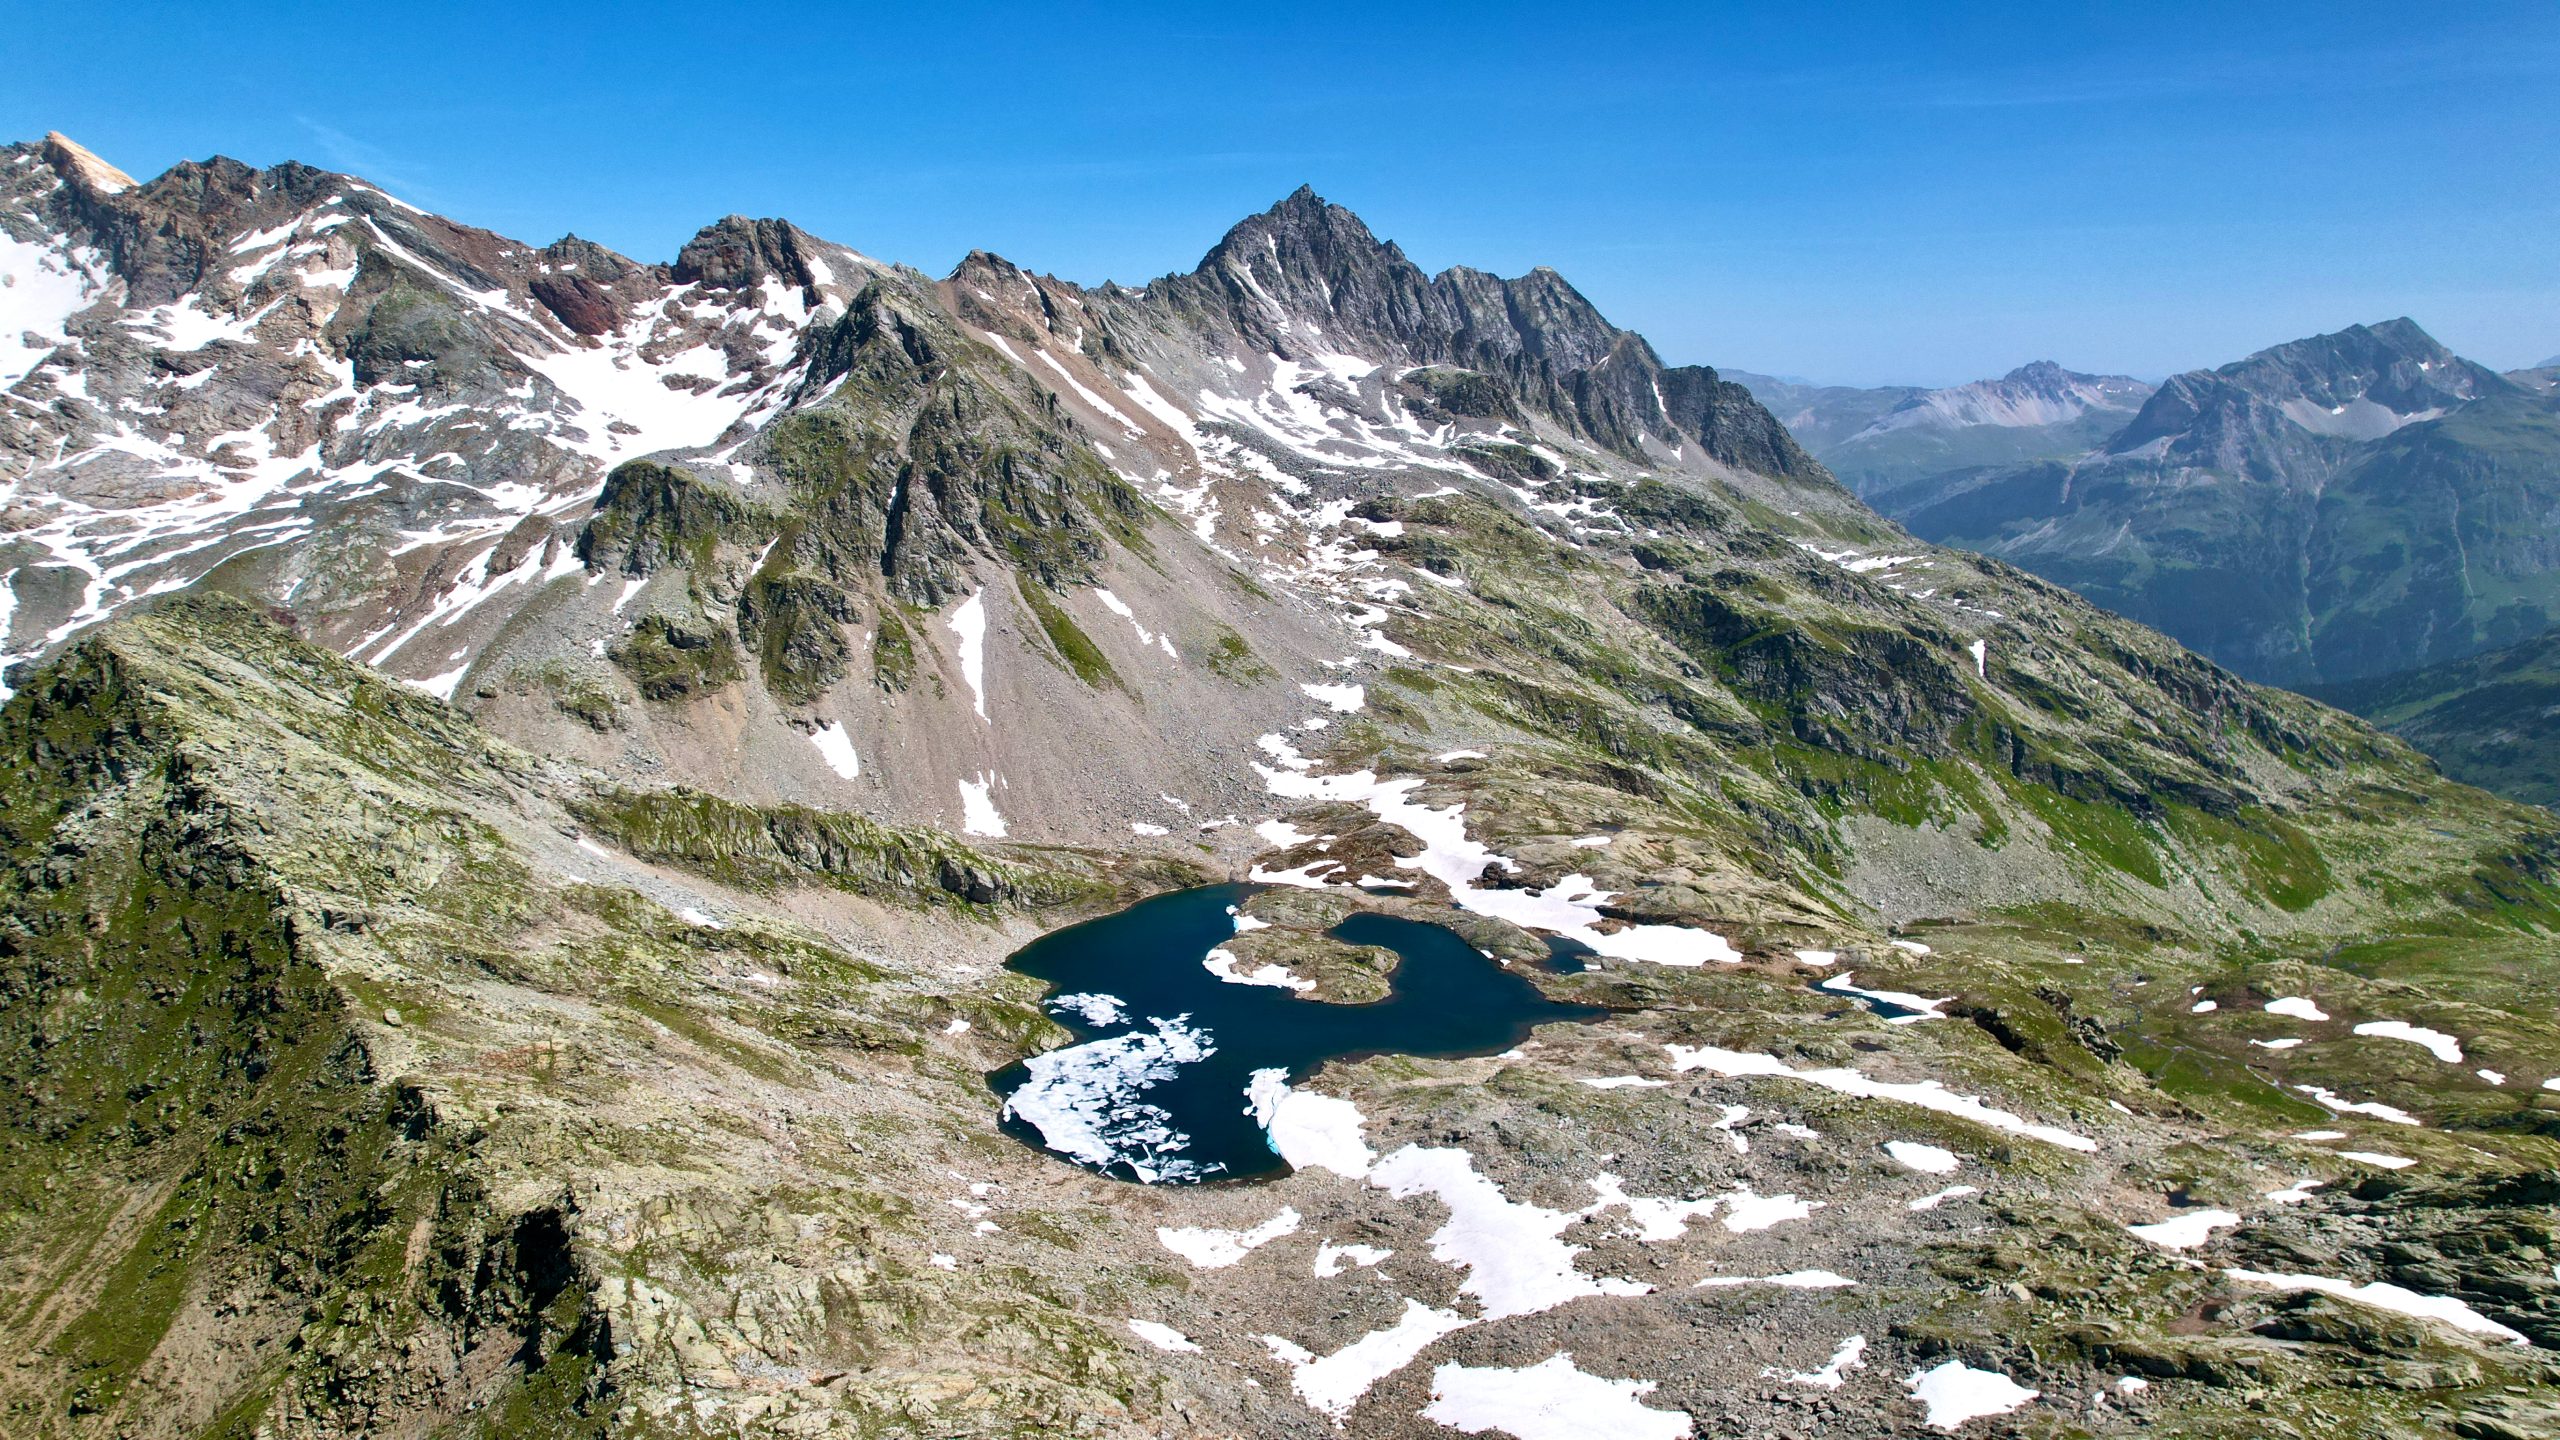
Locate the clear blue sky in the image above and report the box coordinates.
[11,2,2557,385]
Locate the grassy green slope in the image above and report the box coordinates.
[0,596,1189,1438]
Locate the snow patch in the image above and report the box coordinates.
[2294,1084,2420,1126]
[1204,947,1315,992]
[808,722,860,779]
[948,589,989,721]
[1301,682,1366,713]
[1314,1241,1394,1277]
[1771,1335,1867,1390]
[1127,1320,1200,1354]
[1884,1141,1960,1175]
[1262,1299,1470,1421]
[1368,1148,1651,1319]
[2222,1269,2525,1344]
[1245,1069,1375,1178]
[2126,1209,2241,1250]
[958,773,1007,837]
[1905,1360,2039,1431]
[2351,1020,2463,1063]
[1821,972,1952,1023]
[1157,1207,1301,1269]
[1666,1045,2096,1151]
[1696,1270,1855,1290]
[1422,1354,1693,1440]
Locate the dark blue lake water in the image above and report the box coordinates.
[991,883,1606,1183]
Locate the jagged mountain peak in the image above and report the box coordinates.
[1129,187,1818,475]
[2234,315,2456,376]
[671,214,826,291]
[2112,315,2518,452]
[1999,359,2080,385]
[1183,186,1433,349]
[39,130,133,195]
[1206,185,1395,257]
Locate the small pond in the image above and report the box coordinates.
[990,883,1606,1183]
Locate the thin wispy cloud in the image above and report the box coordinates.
[291,117,439,205]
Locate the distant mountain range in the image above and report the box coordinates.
[1729,361,2152,493]
[1743,321,2560,689]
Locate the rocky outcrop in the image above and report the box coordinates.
[1148,187,1827,477]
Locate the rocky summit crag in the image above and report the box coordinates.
[5,135,2560,1440]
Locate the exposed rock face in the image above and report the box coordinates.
[1139,187,1824,477]
[39,131,133,194]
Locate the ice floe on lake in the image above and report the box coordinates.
[1047,992,1127,1026]
[1001,1017,1217,1182]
